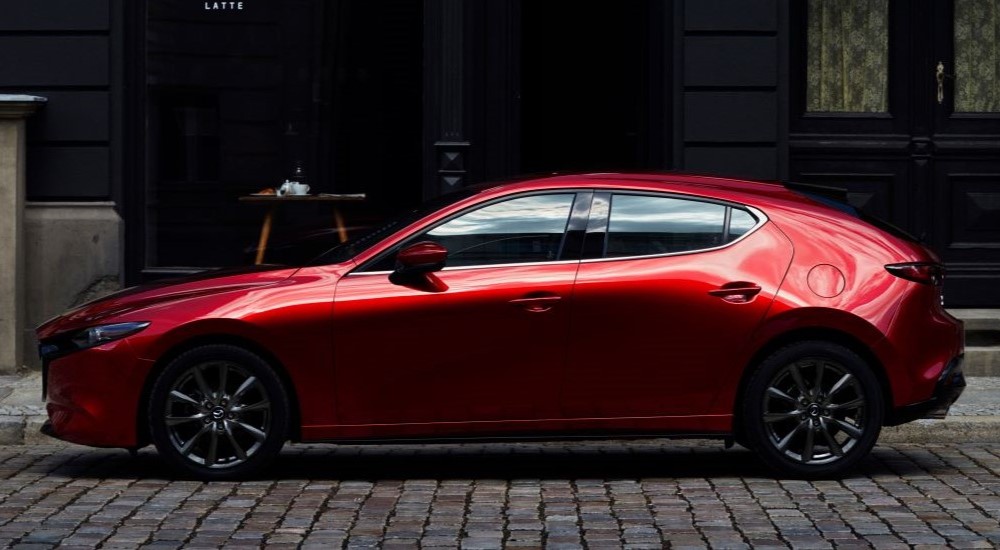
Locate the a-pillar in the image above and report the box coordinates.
[0,95,46,373]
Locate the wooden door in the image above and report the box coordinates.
[790,0,1000,307]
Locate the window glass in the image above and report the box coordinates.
[806,0,889,112]
[417,194,576,267]
[606,195,727,257]
[954,0,1000,112]
[728,209,758,241]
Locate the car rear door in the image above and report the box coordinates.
[564,191,794,421]
[331,191,591,431]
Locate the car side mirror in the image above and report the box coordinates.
[389,241,447,285]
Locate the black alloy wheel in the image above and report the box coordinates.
[149,345,289,480]
[743,341,883,478]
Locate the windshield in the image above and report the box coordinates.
[308,187,479,265]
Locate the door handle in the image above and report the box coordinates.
[936,61,954,105]
[508,295,562,312]
[709,282,762,304]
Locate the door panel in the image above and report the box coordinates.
[790,158,910,227]
[332,264,577,426]
[564,223,793,419]
[928,1,1000,303]
[930,162,1000,305]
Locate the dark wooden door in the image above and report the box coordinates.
[790,0,1000,307]
[927,0,1000,307]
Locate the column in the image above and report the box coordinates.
[0,95,46,373]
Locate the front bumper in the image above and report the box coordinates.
[38,338,152,448]
[887,354,966,426]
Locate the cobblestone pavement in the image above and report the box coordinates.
[0,441,998,549]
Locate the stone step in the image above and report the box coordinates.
[950,308,1000,332]
[949,309,1000,376]
[966,346,1000,376]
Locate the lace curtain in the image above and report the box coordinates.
[806,0,889,113]
[955,0,1000,112]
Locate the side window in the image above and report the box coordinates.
[415,193,576,268]
[727,208,758,241]
[606,194,728,258]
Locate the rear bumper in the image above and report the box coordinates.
[887,354,966,426]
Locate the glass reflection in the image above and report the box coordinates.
[729,209,758,239]
[607,195,727,257]
[429,194,575,236]
[424,194,576,267]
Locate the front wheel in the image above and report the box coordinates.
[743,341,883,478]
[148,345,290,480]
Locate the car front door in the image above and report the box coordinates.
[331,192,589,433]
[564,192,794,423]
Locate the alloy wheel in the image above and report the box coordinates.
[164,361,272,469]
[761,359,867,465]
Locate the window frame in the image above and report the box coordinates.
[350,190,592,274]
[789,0,912,136]
[582,191,768,263]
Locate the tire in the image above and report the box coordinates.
[742,341,883,478]
[148,344,290,480]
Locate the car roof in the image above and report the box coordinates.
[471,172,810,208]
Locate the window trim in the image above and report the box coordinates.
[348,190,590,275]
[582,190,769,264]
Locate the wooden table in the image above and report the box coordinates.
[239,194,366,265]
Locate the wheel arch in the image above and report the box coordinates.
[135,334,303,448]
[731,327,892,443]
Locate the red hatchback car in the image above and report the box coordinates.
[37,173,965,479]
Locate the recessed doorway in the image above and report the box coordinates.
[520,1,670,174]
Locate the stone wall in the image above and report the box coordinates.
[21,202,122,369]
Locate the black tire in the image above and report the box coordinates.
[148,344,289,480]
[742,341,883,478]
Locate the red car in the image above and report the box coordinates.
[37,173,965,479]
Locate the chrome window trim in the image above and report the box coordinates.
[345,258,581,277]
[345,187,769,274]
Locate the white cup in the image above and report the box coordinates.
[277,181,310,196]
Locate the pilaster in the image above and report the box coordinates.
[0,95,46,373]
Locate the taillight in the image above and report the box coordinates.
[885,263,944,285]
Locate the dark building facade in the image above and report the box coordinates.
[5,0,1000,309]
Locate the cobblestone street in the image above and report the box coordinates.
[0,441,998,549]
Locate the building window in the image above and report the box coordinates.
[806,0,889,113]
[954,0,1000,112]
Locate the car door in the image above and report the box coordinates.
[564,191,794,420]
[331,192,590,430]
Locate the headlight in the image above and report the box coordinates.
[70,321,151,349]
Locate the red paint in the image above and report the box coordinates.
[37,173,963,448]
[396,241,448,268]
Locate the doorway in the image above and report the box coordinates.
[520,1,669,174]
[790,0,1000,307]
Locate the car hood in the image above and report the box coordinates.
[37,265,299,339]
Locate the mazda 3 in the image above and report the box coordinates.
[37,173,965,479]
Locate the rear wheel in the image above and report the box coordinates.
[149,345,289,480]
[743,341,883,478]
